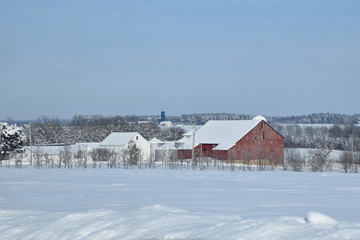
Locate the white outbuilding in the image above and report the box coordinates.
[100,132,150,161]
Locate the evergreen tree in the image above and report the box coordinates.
[0,123,26,160]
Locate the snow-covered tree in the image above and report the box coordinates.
[0,123,26,160]
[29,117,68,144]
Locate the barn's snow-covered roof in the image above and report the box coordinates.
[252,115,268,122]
[182,120,262,150]
[100,132,138,146]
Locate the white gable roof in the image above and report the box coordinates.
[101,132,138,146]
[183,120,261,150]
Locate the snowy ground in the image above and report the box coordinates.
[1,167,360,240]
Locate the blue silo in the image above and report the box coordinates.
[161,111,166,122]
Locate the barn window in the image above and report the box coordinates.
[203,148,206,152]
[136,136,138,140]
[261,122,263,128]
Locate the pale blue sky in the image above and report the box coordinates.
[1,0,359,120]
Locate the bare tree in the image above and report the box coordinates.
[29,117,68,144]
[146,153,155,169]
[91,148,114,168]
[192,148,201,170]
[354,151,360,173]
[34,146,43,169]
[43,153,51,168]
[243,152,252,171]
[285,148,305,172]
[158,146,175,169]
[107,149,117,169]
[60,144,72,168]
[74,149,83,168]
[79,149,90,168]
[308,148,331,172]
[339,151,354,173]
[256,140,267,171]
[268,158,278,171]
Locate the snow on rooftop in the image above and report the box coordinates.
[149,137,162,143]
[252,115,268,122]
[177,124,202,133]
[182,120,262,150]
[26,143,100,155]
[179,125,203,138]
[100,132,138,146]
[156,143,177,150]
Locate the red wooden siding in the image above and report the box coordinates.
[228,121,284,164]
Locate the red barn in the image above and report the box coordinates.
[178,118,284,165]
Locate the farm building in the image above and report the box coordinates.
[149,137,163,160]
[100,132,150,161]
[24,142,100,165]
[178,117,284,165]
[149,137,178,162]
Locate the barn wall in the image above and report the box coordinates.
[178,149,192,160]
[228,121,284,164]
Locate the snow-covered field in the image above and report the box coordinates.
[1,167,360,240]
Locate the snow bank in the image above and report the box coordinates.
[306,212,338,227]
[1,207,359,240]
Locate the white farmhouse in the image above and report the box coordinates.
[100,132,150,161]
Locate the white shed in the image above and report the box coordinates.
[149,137,163,160]
[155,143,178,163]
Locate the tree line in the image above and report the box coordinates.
[174,113,359,125]
[273,124,360,151]
[10,112,359,126]
[22,115,185,145]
